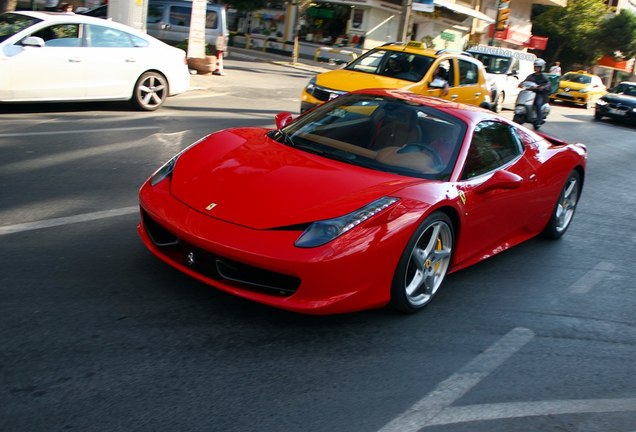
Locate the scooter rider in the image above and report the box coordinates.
[520,59,550,127]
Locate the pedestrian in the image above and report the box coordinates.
[549,61,561,75]
[521,58,550,128]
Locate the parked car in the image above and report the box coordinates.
[301,41,492,113]
[80,1,228,54]
[139,88,587,315]
[467,45,535,112]
[146,0,228,53]
[594,81,636,123]
[550,71,607,108]
[0,11,190,110]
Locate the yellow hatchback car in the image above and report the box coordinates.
[550,71,607,108]
[301,41,492,112]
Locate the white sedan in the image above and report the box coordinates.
[0,11,190,110]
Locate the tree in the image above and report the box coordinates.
[0,0,18,13]
[597,9,636,59]
[532,0,608,69]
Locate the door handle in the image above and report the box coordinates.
[475,92,482,96]
[68,57,81,63]
[450,94,458,99]
[125,58,136,63]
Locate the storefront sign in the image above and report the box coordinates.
[413,0,434,13]
[440,31,455,41]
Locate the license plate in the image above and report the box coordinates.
[608,108,625,116]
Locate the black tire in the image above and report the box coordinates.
[131,71,168,111]
[390,212,454,313]
[542,170,581,239]
[594,111,603,121]
[513,113,524,125]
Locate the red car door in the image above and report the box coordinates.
[454,120,541,265]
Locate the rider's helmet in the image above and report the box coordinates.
[534,58,546,71]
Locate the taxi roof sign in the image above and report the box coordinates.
[406,41,427,49]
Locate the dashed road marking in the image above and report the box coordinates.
[0,206,138,236]
[569,261,616,294]
[378,327,535,432]
[0,126,158,138]
[426,398,636,426]
[377,327,636,430]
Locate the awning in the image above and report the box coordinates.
[532,0,567,6]
[433,0,495,23]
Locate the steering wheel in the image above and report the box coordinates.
[398,143,445,169]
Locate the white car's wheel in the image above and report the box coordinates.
[132,71,168,111]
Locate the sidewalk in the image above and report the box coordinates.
[188,46,337,91]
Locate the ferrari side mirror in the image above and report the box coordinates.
[275,112,294,129]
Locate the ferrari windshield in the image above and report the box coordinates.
[0,13,41,43]
[271,93,466,180]
[344,49,435,82]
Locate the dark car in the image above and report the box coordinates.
[594,81,636,123]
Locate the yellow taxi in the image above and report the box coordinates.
[301,41,491,112]
[550,71,607,108]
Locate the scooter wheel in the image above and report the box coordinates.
[513,114,524,124]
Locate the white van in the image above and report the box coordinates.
[79,1,229,53]
[468,45,536,112]
[146,0,229,53]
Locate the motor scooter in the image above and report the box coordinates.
[513,81,551,130]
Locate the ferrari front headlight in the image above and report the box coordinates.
[150,155,178,186]
[295,197,399,248]
[150,136,208,186]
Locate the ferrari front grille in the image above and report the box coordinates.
[141,210,300,296]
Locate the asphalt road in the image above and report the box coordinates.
[1,56,635,432]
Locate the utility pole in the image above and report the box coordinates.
[397,0,413,42]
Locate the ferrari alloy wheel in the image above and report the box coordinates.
[391,212,454,313]
[132,71,168,111]
[542,170,581,239]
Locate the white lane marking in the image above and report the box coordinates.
[3,130,189,175]
[378,327,534,432]
[569,261,616,294]
[0,206,138,236]
[0,126,159,138]
[426,398,636,426]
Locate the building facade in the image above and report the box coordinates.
[228,0,568,57]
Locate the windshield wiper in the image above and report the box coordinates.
[269,130,295,147]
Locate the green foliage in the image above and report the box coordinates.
[532,0,608,69]
[176,38,215,56]
[597,10,636,59]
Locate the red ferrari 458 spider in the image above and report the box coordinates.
[138,88,587,315]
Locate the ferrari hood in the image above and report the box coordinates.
[169,128,421,230]
[316,69,417,92]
